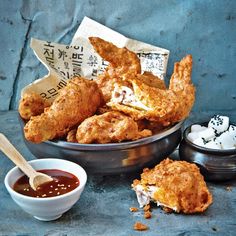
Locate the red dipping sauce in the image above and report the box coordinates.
[13,169,80,198]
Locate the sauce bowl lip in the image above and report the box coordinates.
[4,158,87,201]
[183,122,236,155]
[19,114,183,151]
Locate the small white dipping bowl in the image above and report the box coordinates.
[4,158,87,221]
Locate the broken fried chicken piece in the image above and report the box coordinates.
[132,158,213,214]
[76,111,152,144]
[89,37,195,126]
[89,37,141,103]
[19,92,50,120]
[24,77,102,143]
[108,55,195,126]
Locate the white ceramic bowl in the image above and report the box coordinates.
[4,158,87,221]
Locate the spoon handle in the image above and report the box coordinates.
[0,133,37,178]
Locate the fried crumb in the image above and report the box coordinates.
[163,206,173,213]
[133,222,149,231]
[143,204,150,212]
[130,207,138,212]
[144,210,152,219]
[226,186,232,192]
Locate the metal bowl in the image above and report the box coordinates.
[179,122,236,181]
[19,117,183,174]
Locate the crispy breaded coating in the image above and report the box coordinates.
[24,77,102,143]
[89,37,195,126]
[95,75,130,103]
[19,92,50,120]
[96,105,113,115]
[132,158,213,214]
[76,111,152,144]
[137,71,166,90]
[66,129,77,143]
[89,37,141,77]
[168,54,195,121]
[89,37,141,103]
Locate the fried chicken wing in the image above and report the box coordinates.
[19,92,50,120]
[89,37,195,126]
[108,55,195,126]
[89,37,141,103]
[75,111,152,144]
[89,37,141,77]
[24,77,102,143]
[137,71,166,90]
[132,158,213,214]
[168,54,195,121]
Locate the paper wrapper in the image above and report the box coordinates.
[22,17,169,102]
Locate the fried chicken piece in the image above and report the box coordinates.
[89,37,141,77]
[168,54,195,121]
[76,111,152,144]
[89,37,195,125]
[24,77,102,143]
[95,75,130,103]
[19,92,50,120]
[108,55,195,126]
[108,77,177,124]
[137,71,166,90]
[66,129,77,143]
[89,37,141,103]
[132,158,213,214]
[96,105,113,115]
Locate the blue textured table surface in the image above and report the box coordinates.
[0,111,236,236]
[1,0,236,235]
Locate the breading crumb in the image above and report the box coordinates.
[133,222,149,231]
[143,204,150,212]
[144,210,152,219]
[130,207,138,212]
[163,206,173,213]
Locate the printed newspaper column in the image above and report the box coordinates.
[22,17,169,103]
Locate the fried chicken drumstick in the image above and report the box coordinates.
[24,77,102,143]
[19,92,50,120]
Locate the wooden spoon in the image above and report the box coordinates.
[0,133,53,191]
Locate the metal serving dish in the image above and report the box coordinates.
[179,122,236,181]
[20,118,183,174]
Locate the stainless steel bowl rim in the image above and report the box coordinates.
[43,121,184,151]
[183,122,236,155]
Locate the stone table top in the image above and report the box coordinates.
[0,111,236,236]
